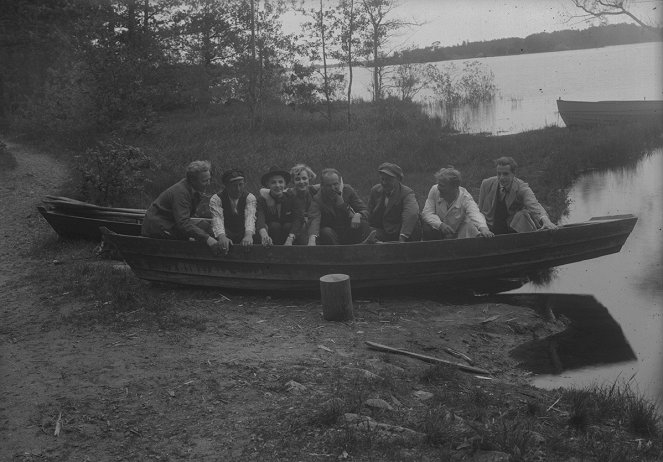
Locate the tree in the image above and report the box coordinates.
[332,0,366,126]
[359,0,417,101]
[390,63,429,102]
[300,0,346,121]
[570,0,663,32]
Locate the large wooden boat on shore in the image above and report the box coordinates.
[557,99,663,128]
[101,215,637,292]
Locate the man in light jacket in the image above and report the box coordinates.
[421,166,493,240]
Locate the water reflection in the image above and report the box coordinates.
[512,150,663,408]
[496,293,636,375]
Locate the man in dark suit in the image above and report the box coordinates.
[307,168,369,245]
[366,162,421,242]
[478,156,557,234]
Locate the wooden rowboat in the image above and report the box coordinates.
[101,215,637,292]
[557,99,663,128]
[38,196,144,240]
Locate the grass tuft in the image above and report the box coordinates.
[0,141,17,170]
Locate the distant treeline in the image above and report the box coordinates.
[387,24,662,65]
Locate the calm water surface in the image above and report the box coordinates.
[351,42,663,134]
[513,150,663,407]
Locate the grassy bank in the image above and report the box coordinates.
[8,100,661,222]
[118,101,662,222]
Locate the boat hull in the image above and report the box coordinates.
[557,99,663,128]
[38,206,142,240]
[102,215,637,292]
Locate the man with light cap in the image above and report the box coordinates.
[209,168,257,253]
[366,162,421,242]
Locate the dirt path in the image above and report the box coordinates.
[0,141,72,458]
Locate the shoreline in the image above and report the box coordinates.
[1,137,660,460]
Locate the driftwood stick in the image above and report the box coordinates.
[442,347,475,365]
[365,341,490,375]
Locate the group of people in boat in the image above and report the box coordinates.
[141,157,557,254]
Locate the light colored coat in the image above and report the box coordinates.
[478,176,550,233]
[421,185,487,238]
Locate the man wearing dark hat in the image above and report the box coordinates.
[307,168,369,245]
[366,162,421,242]
[256,166,300,246]
[209,168,257,253]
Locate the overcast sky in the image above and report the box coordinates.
[281,0,662,49]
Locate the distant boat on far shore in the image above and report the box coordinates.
[557,98,663,128]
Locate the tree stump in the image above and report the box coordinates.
[320,274,354,321]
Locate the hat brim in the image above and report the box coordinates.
[378,168,402,180]
[261,170,291,187]
[225,176,245,183]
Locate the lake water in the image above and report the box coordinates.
[350,41,663,134]
[351,43,663,405]
[513,150,663,408]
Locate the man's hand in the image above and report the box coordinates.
[307,235,317,246]
[478,227,494,238]
[284,234,295,246]
[241,233,254,247]
[438,222,454,237]
[541,218,558,231]
[261,235,273,247]
[206,236,222,256]
[217,234,233,254]
[259,229,272,247]
[350,213,362,229]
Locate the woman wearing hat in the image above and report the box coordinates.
[256,166,301,246]
[209,168,257,253]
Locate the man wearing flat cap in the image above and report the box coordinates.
[366,162,421,242]
[209,168,257,253]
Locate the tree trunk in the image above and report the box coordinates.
[346,0,354,128]
[372,30,379,101]
[249,0,258,128]
[320,274,354,321]
[320,0,332,123]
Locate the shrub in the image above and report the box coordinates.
[77,138,156,206]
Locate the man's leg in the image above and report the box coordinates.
[343,220,370,245]
[191,218,213,236]
[318,227,340,245]
[268,221,286,245]
[421,221,444,241]
[374,228,399,242]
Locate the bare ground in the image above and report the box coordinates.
[1,141,660,461]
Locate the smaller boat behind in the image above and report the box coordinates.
[38,196,144,240]
[557,99,663,128]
